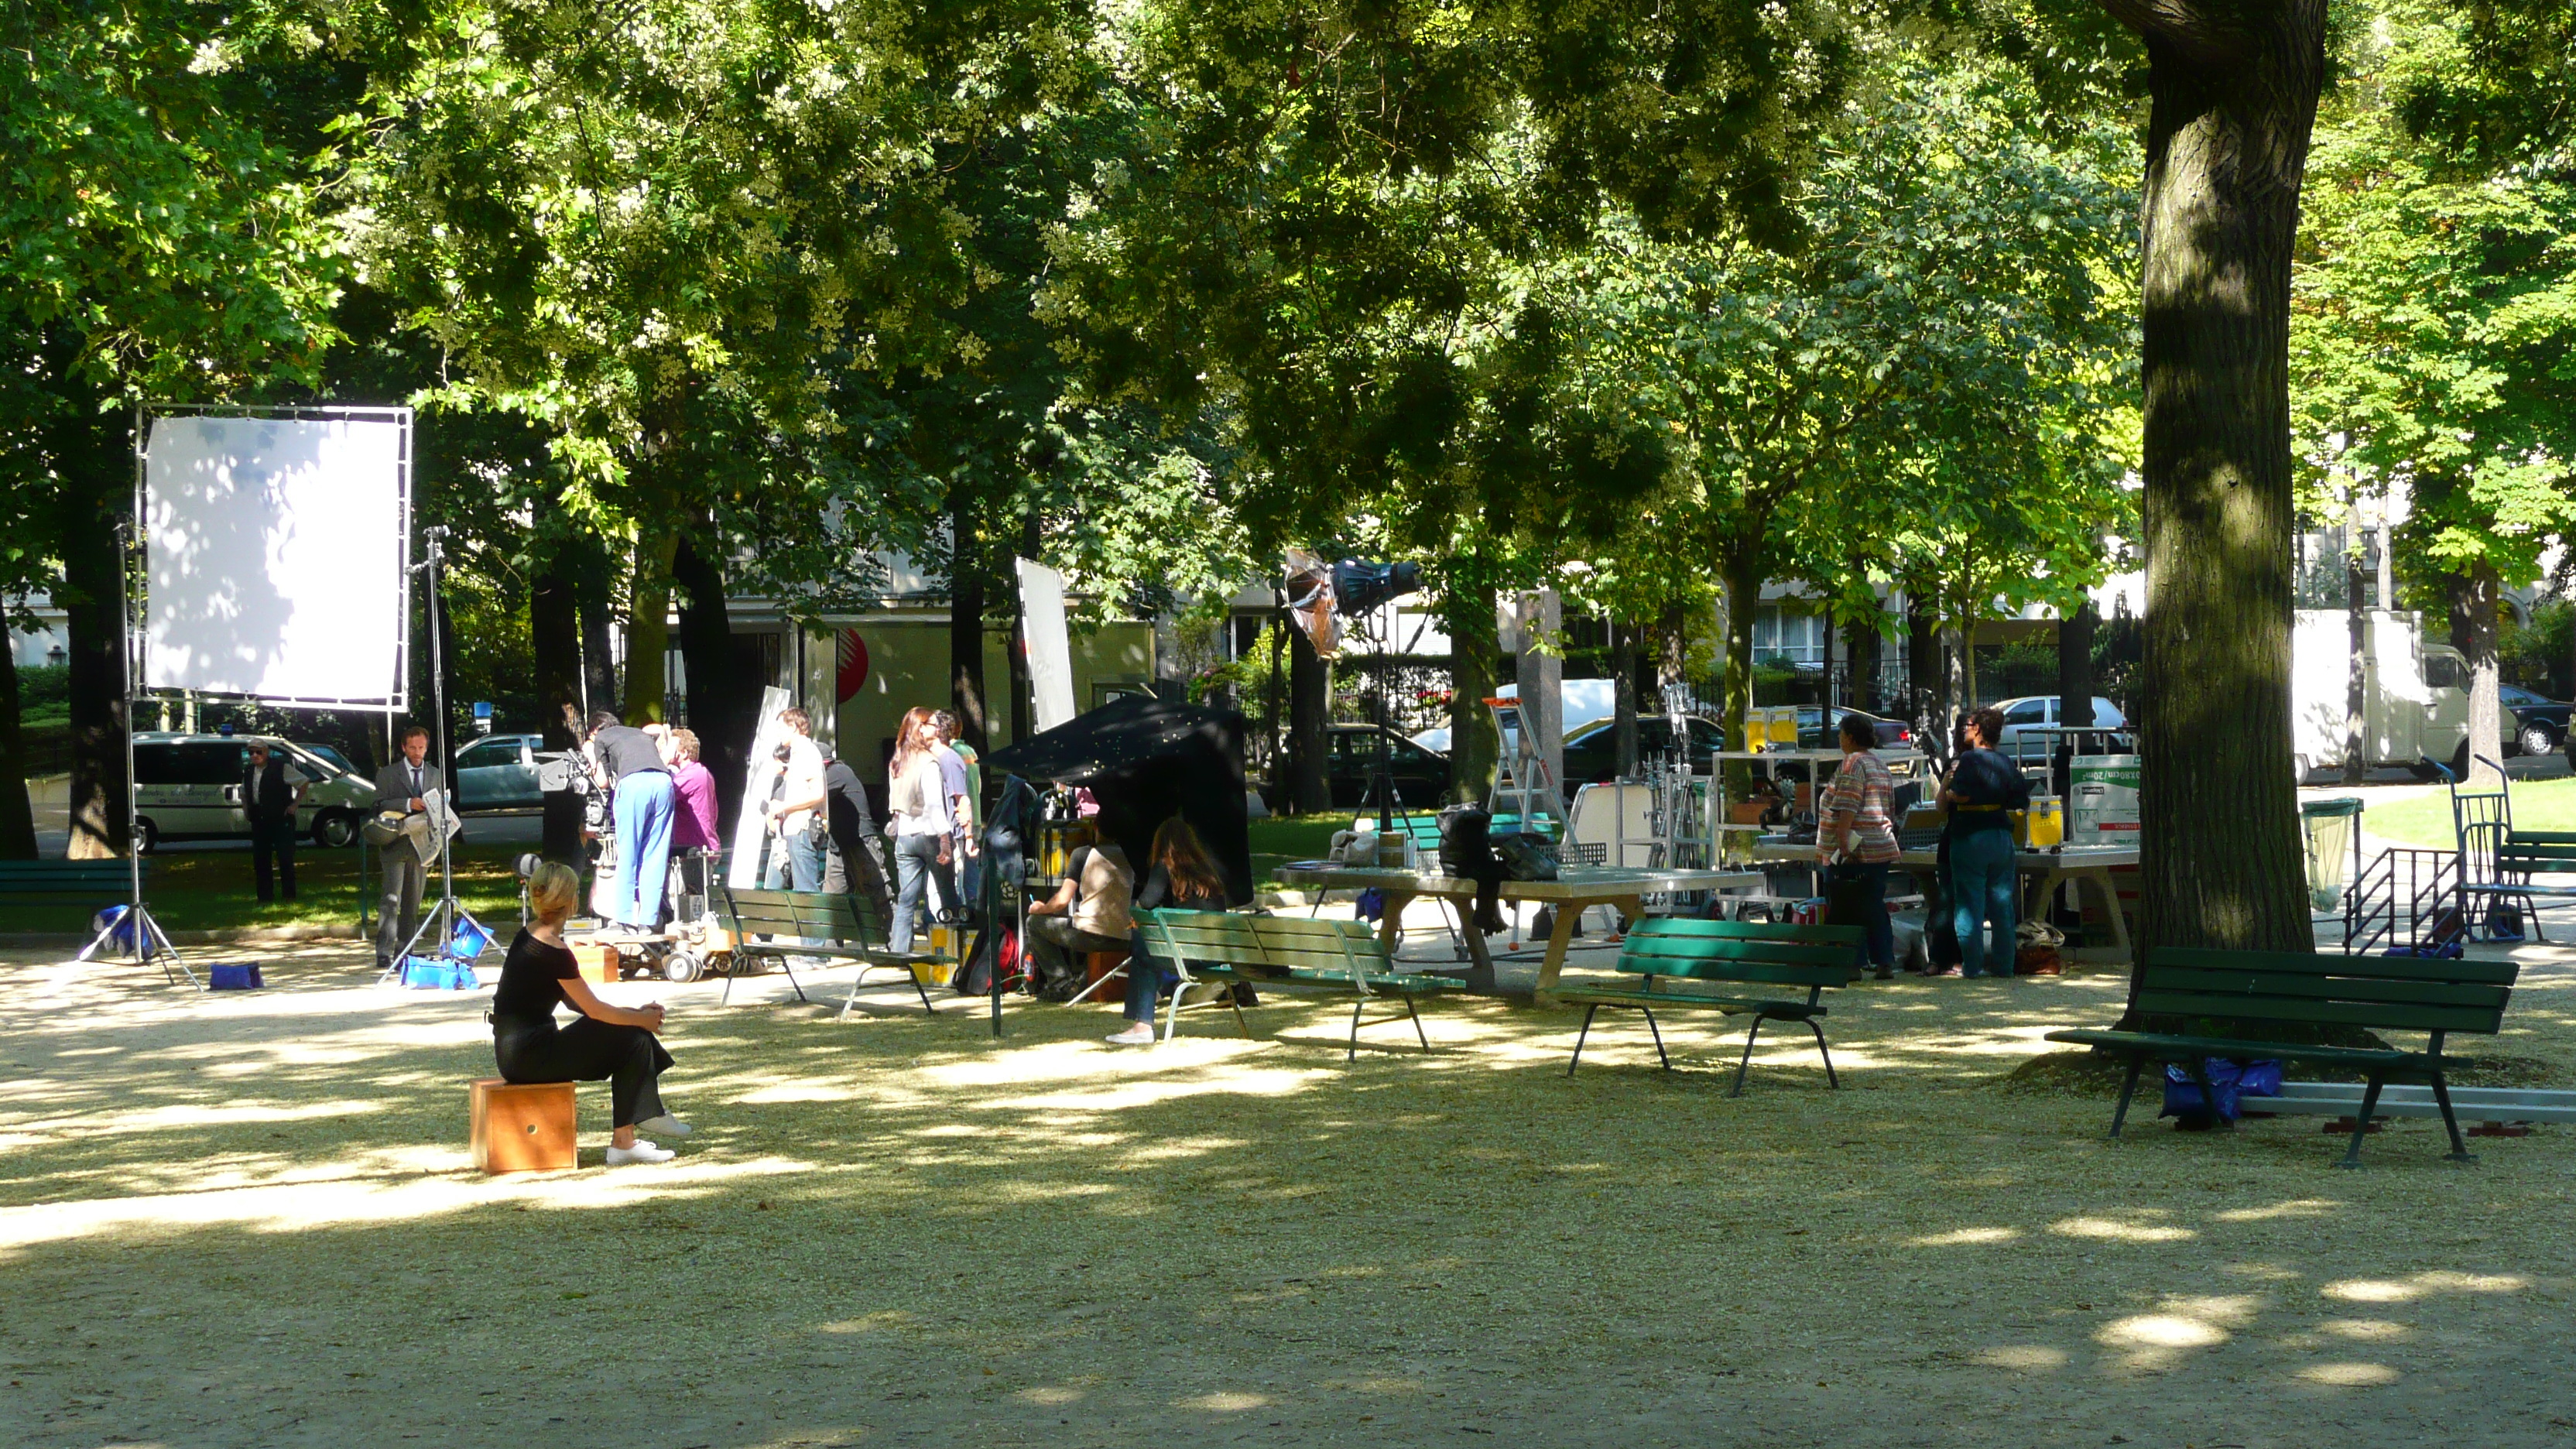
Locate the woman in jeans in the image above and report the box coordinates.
[1108,817,1228,1045]
[1941,705,2031,978]
[884,707,954,954]
[1816,712,1900,978]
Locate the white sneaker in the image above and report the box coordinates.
[635,1114,692,1139]
[1105,1024,1157,1046]
[605,1139,675,1166]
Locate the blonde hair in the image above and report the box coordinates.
[527,861,581,925]
[669,727,701,763]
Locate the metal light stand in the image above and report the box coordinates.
[376,526,488,984]
[75,520,195,988]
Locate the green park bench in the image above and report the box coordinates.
[1555,917,1863,1092]
[2044,947,2519,1167]
[0,859,151,906]
[2462,830,2576,940]
[709,879,951,1016]
[1133,908,1467,1060]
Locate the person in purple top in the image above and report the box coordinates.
[663,727,719,851]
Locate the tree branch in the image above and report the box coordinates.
[2093,0,2253,66]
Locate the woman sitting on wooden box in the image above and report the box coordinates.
[492,862,689,1165]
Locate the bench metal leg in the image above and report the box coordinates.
[2427,1070,2476,1163]
[1347,995,1367,1064]
[723,961,738,1007]
[1803,1017,1838,1089]
[904,963,934,1017]
[780,952,808,1005]
[1567,1003,1601,1076]
[1403,993,1430,1053]
[838,963,862,1022]
[2108,1053,2145,1139]
[1161,975,1187,1045]
[1731,1015,1766,1098]
[1641,1008,1670,1071]
[1226,981,1255,1039]
[2338,1073,2388,1169]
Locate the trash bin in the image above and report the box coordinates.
[2300,796,2364,913]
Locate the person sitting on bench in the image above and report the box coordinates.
[493,862,690,1166]
[1107,817,1229,1045]
[1026,806,1136,1002]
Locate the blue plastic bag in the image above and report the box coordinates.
[1355,888,1386,923]
[2160,1057,2283,1123]
[402,956,479,990]
[207,962,264,991]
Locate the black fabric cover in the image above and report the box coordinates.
[985,695,1254,906]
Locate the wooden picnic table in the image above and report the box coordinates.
[1274,862,1762,1000]
[1747,838,2139,967]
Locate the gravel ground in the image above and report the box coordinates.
[2,930,2572,1449]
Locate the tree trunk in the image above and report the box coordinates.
[1717,537,1762,754]
[2057,601,2098,735]
[1266,590,1288,804]
[624,526,680,724]
[433,584,461,796]
[1844,608,1882,715]
[531,547,581,751]
[1904,591,1935,728]
[57,437,128,861]
[1446,583,1499,805]
[2343,546,2366,784]
[948,495,988,751]
[1612,618,1639,778]
[673,532,752,828]
[0,646,37,859]
[1514,589,1564,797]
[2117,0,2327,986]
[575,535,619,720]
[1288,620,1331,814]
[2451,563,2504,783]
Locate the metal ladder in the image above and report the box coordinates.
[1482,696,1570,838]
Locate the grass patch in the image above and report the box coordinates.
[1249,813,1349,888]
[0,842,525,935]
[2360,775,2576,848]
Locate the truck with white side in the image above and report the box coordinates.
[2290,608,2470,782]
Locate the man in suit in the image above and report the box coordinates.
[242,741,307,903]
[374,724,437,968]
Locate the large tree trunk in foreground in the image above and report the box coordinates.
[2057,601,2097,737]
[55,419,128,861]
[530,550,582,751]
[1445,581,1500,805]
[2450,562,2504,785]
[0,646,36,859]
[2115,0,2325,993]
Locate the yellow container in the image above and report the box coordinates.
[2012,796,2065,849]
[1769,707,1801,747]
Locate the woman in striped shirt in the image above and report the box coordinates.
[1817,712,1901,977]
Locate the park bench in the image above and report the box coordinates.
[2043,947,2519,1166]
[0,858,151,905]
[1555,917,1863,1093]
[1133,907,1467,1060]
[2461,831,2576,941]
[708,879,952,1017]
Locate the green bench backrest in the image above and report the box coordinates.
[1615,917,1863,989]
[717,884,875,945]
[0,861,149,891]
[2136,947,2517,1036]
[2498,831,2576,872]
[1136,908,1392,977]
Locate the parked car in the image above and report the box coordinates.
[1790,706,1916,750]
[2498,684,2571,757]
[1990,695,2126,748]
[1559,714,1728,785]
[130,733,375,851]
[453,732,558,810]
[1326,723,1450,809]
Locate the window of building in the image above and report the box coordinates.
[1751,608,1825,666]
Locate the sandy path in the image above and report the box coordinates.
[2,937,2572,1448]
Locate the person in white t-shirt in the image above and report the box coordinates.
[884,706,954,953]
[760,706,830,892]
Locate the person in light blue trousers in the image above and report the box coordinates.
[589,711,677,931]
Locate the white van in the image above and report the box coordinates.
[130,733,376,851]
[2290,610,2471,781]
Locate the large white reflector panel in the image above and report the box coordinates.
[144,413,407,706]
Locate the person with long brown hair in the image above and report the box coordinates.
[1106,815,1229,1045]
[884,705,954,953]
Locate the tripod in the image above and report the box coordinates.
[374,527,488,984]
[76,521,195,988]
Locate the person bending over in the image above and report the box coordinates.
[1025,808,1135,1001]
[588,711,676,931]
[1107,816,1228,1046]
[493,862,690,1165]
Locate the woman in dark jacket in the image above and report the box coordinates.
[1108,817,1229,1045]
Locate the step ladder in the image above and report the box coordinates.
[1483,696,1570,838]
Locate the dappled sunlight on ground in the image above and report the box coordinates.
[2,939,2573,1446]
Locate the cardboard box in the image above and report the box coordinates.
[470,1078,576,1173]
[570,942,620,983]
[2069,755,2140,844]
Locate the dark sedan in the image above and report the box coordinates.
[1326,724,1451,809]
[1559,714,1728,785]
[2502,684,2572,756]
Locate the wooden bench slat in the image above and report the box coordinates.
[2151,947,2519,987]
[1618,937,1863,970]
[2042,1029,2445,1069]
[1634,917,1867,944]
[2132,989,2508,1034]
[2146,964,2513,1011]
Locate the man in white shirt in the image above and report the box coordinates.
[762,706,830,892]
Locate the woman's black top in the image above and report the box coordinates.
[492,930,579,1033]
[593,724,667,782]
[1946,748,2032,834]
[1135,863,1224,913]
